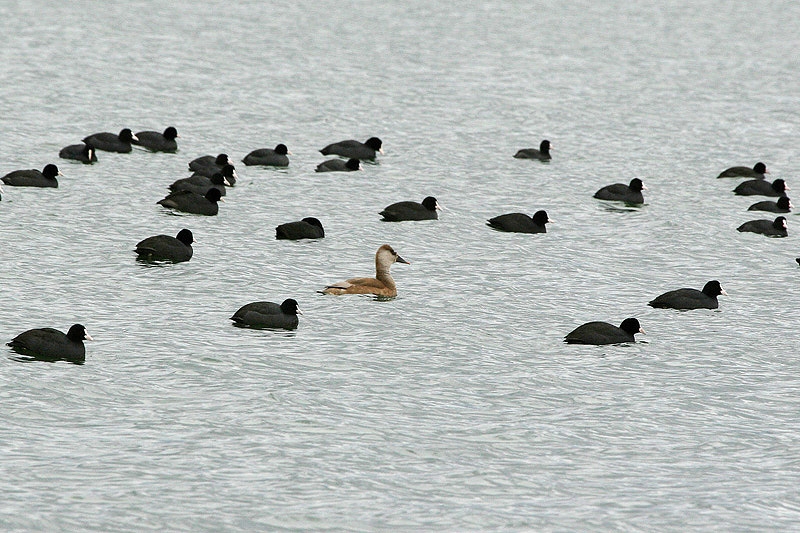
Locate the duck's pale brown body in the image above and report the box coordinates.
[321,244,409,297]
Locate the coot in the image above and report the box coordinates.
[747,197,792,213]
[733,178,788,197]
[59,143,97,164]
[487,210,550,233]
[594,178,646,204]
[135,229,194,263]
[157,188,223,216]
[275,217,325,240]
[1,164,62,187]
[320,137,383,160]
[230,299,300,330]
[242,144,291,167]
[648,280,727,310]
[82,128,138,153]
[132,126,179,153]
[7,324,92,362]
[380,196,440,221]
[315,158,361,172]
[564,318,644,345]
[736,216,787,237]
[513,140,552,161]
[717,162,767,179]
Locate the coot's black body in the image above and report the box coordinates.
[380,196,440,221]
[315,158,361,172]
[59,143,97,164]
[733,179,788,197]
[230,299,300,330]
[7,324,92,363]
[320,137,382,160]
[242,144,290,167]
[135,229,194,263]
[594,178,646,204]
[82,128,138,153]
[487,210,550,233]
[157,188,223,216]
[275,217,325,240]
[736,216,788,237]
[513,140,551,161]
[132,127,179,153]
[1,164,61,187]
[648,280,727,310]
[564,318,644,345]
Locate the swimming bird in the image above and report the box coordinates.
[594,178,646,204]
[135,229,194,263]
[736,216,788,237]
[7,324,92,362]
[242,144,291,167]
[380,196,440,221]
[82,128,138,153]
[59,143,97,164]
[717,162,768,179]
[747,197,792,213]
[187,163,237,186]
[513,140,552,161]
[188,153,234,175]
[320,137,383,160]
[315,158,361,172]
[648,280,727,310]
[132,126,179,153]
[487,210,550,233]
[564,318,644,345]
[320,244,409,297]
[230,299,301,330]
[157,188,223,216]
[169,172,230,196]
[275,217,325,240]
[1,164,62,187]
[733,178,788,197]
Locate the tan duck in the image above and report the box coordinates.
[321,244,409,297]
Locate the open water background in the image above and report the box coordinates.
[1,1,799,530]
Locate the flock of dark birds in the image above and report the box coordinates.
[1,129,795,361]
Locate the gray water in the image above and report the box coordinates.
[1,1,799,530]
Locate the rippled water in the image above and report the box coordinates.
[1,0,799,530]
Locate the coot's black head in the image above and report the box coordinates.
[209,172,230,186]
[42,164,61,178]
[301,217,324,229]
[204,188,223,202]
[163,126,178,140]
[364,137,383,151]
[66,324,92,342]
[701,280,726,297]
[280,299,300,315]
[421,196,439,211]
[215,153,232,165]
[119,128,135,142]
[619,318,643,336]
[275,143,289,155]
[220,164,237,178]
[539,139,551,153]
[772,179,787,193]
[345,158,362,170]
[753,162,767,174]
[176,229,194,245]
[773,216,787,230]
[532,210,550,225]
[629,178,645,192]
[777,197,791,210]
